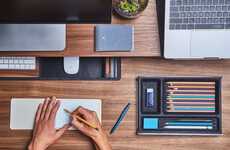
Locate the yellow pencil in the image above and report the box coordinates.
[64,108,98,130]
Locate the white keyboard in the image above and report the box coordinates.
[0,57,36,70]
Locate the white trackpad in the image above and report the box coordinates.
[191,31,230,58]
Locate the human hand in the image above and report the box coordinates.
[71,107,112,150]
[28,97,69,150]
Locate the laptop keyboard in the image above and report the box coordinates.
[169,0,230,30]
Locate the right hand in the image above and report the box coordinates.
[71,107,112,150]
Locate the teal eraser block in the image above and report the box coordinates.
[143,118,159,129]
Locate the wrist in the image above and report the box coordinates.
[95,141,112,150]
[28,140,47,150]
[93,131,111,150]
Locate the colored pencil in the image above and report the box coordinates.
[168,94,215,96]
[168,119,212,122]
[165,122,213,126]
[168,86,215,88]
[169,88,215,90]
[167,84,215,87]
[64,109,98,130]
[167,101,215,104]
[167,97,215,99]
[167,110,215,112]
[166,102,215,105]
[166,98,215,100]
[167,105,215,108]
[163,126,213,129]
[167,90,215,93]
[168,104,215,107]
[166,82,215,85]
[167,99,213,102]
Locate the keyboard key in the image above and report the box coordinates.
[223,12,228,17]
[170,0,176,6]
[169,24,176,29]
[195,24,225,29]
[217,12,223,17]
[183,0,189,5]
[194,0,200,5]
[219,0,225,5]
[14,59,19,64]
[183,18,189,23]
[170,13,180,17]
[19,59,23,64]
[29,65,35,69]
[9,59,14,64]
[216,6,222,11]
[181,24,187,29]
[9,64,15,69]
[24,59,35,64]
[175,24,181,29]
[176,0,182,5]
[3,59,9,63]
[222,6,228,11]
[226,24,230,29]
[171,7,179,12]
[226,0,230,5]
[227,18,230,24]
[0,64,8,69]
[189,18,195,24]
[187,24,195,29]
[213,0,218,5]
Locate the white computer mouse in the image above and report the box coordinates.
[63,57,80,74]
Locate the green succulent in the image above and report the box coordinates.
[118,0,140,13]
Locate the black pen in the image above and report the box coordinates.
[110,102,131,134]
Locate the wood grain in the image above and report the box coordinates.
[0,0,160,57]
[0,58,230,150]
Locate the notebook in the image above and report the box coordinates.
[95,25,134,52]
[10,98,101,130]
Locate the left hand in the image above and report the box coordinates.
[28,96,69,150]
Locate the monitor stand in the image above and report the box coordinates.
[0,24,66,51]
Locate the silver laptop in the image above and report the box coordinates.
[164,0,230,59]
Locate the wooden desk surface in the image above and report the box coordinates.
[0,0,160,57]
[0,58,230,150]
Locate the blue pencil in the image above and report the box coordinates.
[174,107,215,111]
[167,95,215,99]
[166,122,213,126]
[110,102,131,134]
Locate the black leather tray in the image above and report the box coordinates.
[0,57,121,80]
[137,76,222,136]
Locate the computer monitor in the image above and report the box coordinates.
[0,0,112,51]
